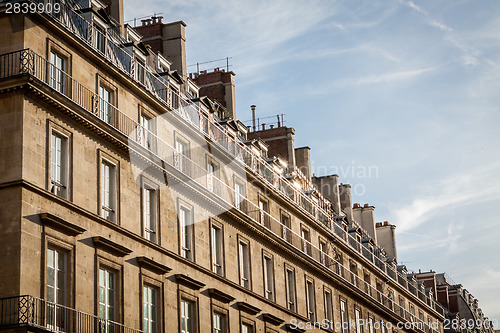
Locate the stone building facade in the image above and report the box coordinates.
[0,1,484,333]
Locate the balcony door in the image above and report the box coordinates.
[46,247,67,330]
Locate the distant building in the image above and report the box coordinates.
[415,271,495,333]
[0,0,492,333]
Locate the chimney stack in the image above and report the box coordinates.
[339,183,353,223]
[311,174,341,214]
[251,105,256,132]
[294,146,311,180]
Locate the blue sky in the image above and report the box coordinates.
[125,0,500,323]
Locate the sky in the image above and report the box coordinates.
[125,0,500,324]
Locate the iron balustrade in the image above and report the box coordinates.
[0,48,445,319]
[0,295,143,333]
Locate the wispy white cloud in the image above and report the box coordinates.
[390,163,500,234]
[353,67,434,85]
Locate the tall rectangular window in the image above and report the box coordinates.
[101,160,116,222]
[94,24,106,54]
[140,114,152,149]
[213,312,224,333]
[340,300,348,333]
[50,51,65,93]
[285,268,296,312]
[175,138,189,174]
[206,156,220,194]
[47,247,67,330]
[368,316,375,333]
[281,213,291,243]
[263,255,274,301]
[301,228,312,256]
[319,240,328,266]
[99,85,114,124]
[355,308,362,333]
[241,323,253,333]
[50,132,68,198]
[305,279,315,321]
[259,199,269,227]
[179,204,194,261]
[98,268,115,322]
[238,240,250,289]
[180,299,194,333]
[143,285,158,333]
[211,224,223,275]
[234,180,246,211]
[324,289,333,322]
[143,185,158,242]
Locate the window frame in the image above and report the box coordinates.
[211,305,229,333]
[46,39,72,97]
[340,298,349,333]
[99,152,119,223]
[233,176,246,212]
[47,123,72,200]
[300,225,312,256]
[179,292,198,333]
[355,307,362,333]
[280,210,292,243]
[210,219,225,276]
[284,265,297,312]
[237,235,251,290]
[324,287,333,324]
[305,276,316,321]
[262,252,275,302]
[142,178,160,244]
[178,199,195,261]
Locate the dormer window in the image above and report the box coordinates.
[93,17,107,54]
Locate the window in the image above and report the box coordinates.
[263,255,274,301]
[46,247,67,330]
[140,114,153,149]
[211,224,223,275]
[99,85,114,124]
[355,308,362,333]
[94,23,106,53]
[98,268,116,322]
[399,297,405,318]
[319,239,328,266]
[180,299,194,333]
[143,285,158,333]
[280,212,291,243]
[50,131,68,198]
[340,299,348,333]
[305,279,315,321]
[301,227,312,256]
[324,289,333,322]
[368,316,374,333]
[233,179,246,211]
[285,267,296,312]
[101,160,117,222]
[238,239,251,289]
[175,137,189,174]
[206,156,220,194]
[242,323,253,333]
[179,203,194,261]
[143,184,158,242]
[170,86,180,110]
[213,312,225,333]
[49,51,65,93]
[259,197,269,227]
[136,57,146,84]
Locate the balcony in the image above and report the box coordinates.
[0,295,143,333]
[0,47,445,319]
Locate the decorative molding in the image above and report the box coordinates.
[175,274,205,290]
[137,256,171,274]
[92,236,132,257]
[207,288,235,304]
[236,301,261,315]
[40,212,86,236]
[263,313,285,326]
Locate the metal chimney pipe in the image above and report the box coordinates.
[251,105,256,132]
[277,114,281,127]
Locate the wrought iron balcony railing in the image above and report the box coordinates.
[0,295,143,333]
[0,48,445,319]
